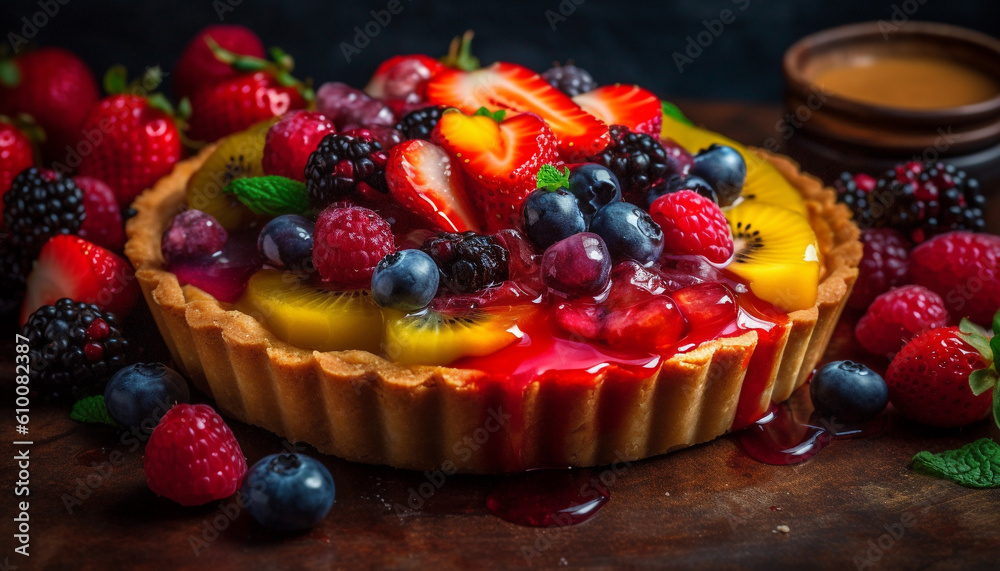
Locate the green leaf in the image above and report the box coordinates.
[959,317,989,338]
[969,368,998,396]
[224,176,310,216]
[70,396,118,428]
[103,65,129,96]
[473,106,506,123]
[994,385,1000,432]
[911,438,1000,488]
[991,335,1000,367]
[959,330,994,363]
[440,31,480,71]
[536,164,571,191]
[661,100,692,126]
[0,59,21,88]
[993,308,1000,337]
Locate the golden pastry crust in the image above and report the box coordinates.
[125,144,861,473]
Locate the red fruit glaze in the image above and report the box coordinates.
[74,176,125,251]
[173,24,266,101]
[908,231,1000,326]
[144,404,247,506]
[486,469,609,527]
[885,326,992,427]
[855,285,948,357]
[262,111,336,181]
[168,230,261,303]
[650,190,734,264]
[313,206,395,287]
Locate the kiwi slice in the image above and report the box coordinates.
[242,269,383,353]
[186,119,274,229]
[725,201,820,312]
[383,305,540,366]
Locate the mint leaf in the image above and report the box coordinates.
[536,164,570,191]
[661,100,692,126]
[70,396,118,428]
[473,106,505,123]
[912,439,1000,488]
[225,176,310,216]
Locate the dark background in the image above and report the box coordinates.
[2,0,999,103]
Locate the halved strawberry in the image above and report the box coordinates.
[364,54,446,100]
[425,62,609,160]
[432,108,558,230]
[385,139,481,233]
[20,235,139,325]
[572,84,662,136]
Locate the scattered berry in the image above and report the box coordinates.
[242,453,336,531]
[587,125,671,205]
[104,363,190,432]
[161,209,228,264]
[305,132,389,209]
[885,326,992,427]
[19,298,130,400]
[262,111,337,182]
[0,121,34,207]
[396,105,446,140]
[420,231,510,294]
[847,228,911,311]
[590,201,664,264]
[855,285,949,356]
[74,176,126,251]
[371,249,440,312]
[2,167,84,258]
[566,163,622,223]
[541,62,596,97]
[144,404,247,506]
[908,231,1000,326]
[809,360,888,422]
[313,206,394,287]
[650,190,734,264]
[172,25,265,101]
[257,214,314,271]
[522,188,586,250]
[690,144,746,207]
[541,232,612,296]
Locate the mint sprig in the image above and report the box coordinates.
[224,176,310,216]
[536,164,570,191]
[473,106,506,123]
[70,396,118,428]
[912,438,1000,488]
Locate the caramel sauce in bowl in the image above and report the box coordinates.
[782,22,1000,231]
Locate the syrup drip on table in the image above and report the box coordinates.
[486,469,609,527]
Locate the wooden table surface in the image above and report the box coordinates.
[3,101,999,571]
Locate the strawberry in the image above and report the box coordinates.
[0,119,35,218]
[426,54,608,160]
[262,110,336,181]
[0,47,99,163]
[385,139,480,233]
[572,84,662,136]
[74,176,125,251]
[76,68,183,207]
[20,234,139,326]
[172,24,266,102]
[186,44,311,143]
[364,54,445,100]
[885,326,994,428]
[432,108,558,231]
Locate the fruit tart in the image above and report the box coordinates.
[125,49,861,473]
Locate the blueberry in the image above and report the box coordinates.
[810,360,888,422]
[522,188,587,249]
[242,453,335,531]
[589,201,664,264]
[647,174,716,208]
[104,363,190,431]
[691,144,746,207]
[567,164,622,222]
[541,232,612,296]
[257,215,315,271]
[371,249,440,312]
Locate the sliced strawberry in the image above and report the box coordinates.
[432,108,558,230]
[365,54,445,100]
[385,139,481,233]
[572,84,662,136]
[425,62,609,160]
[20,235,139,325]
[74,176,125,251]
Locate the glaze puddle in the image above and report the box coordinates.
[486,468,609,527]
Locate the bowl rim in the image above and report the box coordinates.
[783,20,1000,122]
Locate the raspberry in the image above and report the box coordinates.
[855,285,949,356]
[75,176,125,251]
[649,190,734,264]
[304,131,389,209]
[847,228,911,310]
[908,231,1000,326]
[160,209,228,264]
[2,167,84,258]
[144,404,247,506]
[420,231,510,293]
[313,206,394,287]
[262,111,336,182]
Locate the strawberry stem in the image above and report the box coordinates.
[441,30,480,71]
[206,37,314,103]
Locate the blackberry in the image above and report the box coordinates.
[20,298,131,401]
[420,232,509,294]
[396,105,446,141]
[304,131,389,209]
[835,161,986,243]
[2,168,85,258]
[541,63,596,97]
[587,125,671,206]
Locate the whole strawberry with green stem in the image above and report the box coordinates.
[172,24,266,102]
[186,41,312,143]
[76,67,185,208]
